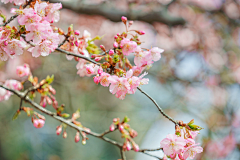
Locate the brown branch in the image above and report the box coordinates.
[48,0,185,26]
[120,148,127,160]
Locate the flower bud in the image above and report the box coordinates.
[33,119,45,128]
[129,129,138,138]
[95,57,102,62]
[121,16,127,24]
[75,132,80,143]
[113,42,118,48]
[109,49,114,56]
[119,124,124,131]
[75,30,80,35]
[63,131,67,138]
[56,125,62,135]
[75,40,79,47]
[82,139,86,145]
[114,35,118,39]
[132,142,139,152]
[109,124,115,131]
[100,45,106,52]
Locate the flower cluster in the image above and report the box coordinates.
[160,120,203,159]
[0,0,62,61]
[109,116,139,152]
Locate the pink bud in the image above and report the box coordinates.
[114,35,118,39]
[75,30,80,35]
[75,132,80,143]
[33,119,45,128]
[109,49,114,56]
[4,41,8,46]
[126,141,132,151]
[75,40,79,47]
[132,142,139,152]
[138,30,145,35]
[169,153,176,159]
[49,86,56,95]
[56,125,62,135]
[69,35,74,41]
[52,101,58,110]
[113,118,118,123]
[119,124,124,131]
[121,16,127,23]
[63,131,67,138]
[95,57,102,62]
[113,42,118,48]
[129,129,138,138]
[109,124,115,131]
[46,96,52,105]
[91,55,95,59]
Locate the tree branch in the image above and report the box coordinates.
[49,0,185,26]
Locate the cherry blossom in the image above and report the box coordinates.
[16,63,31,77]
[160,134,186,156]
[120,38,137,56]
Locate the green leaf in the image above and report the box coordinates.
[12,111,20,120]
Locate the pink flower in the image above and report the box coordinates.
[33,119,45,128]
[108,75,130,100]
[120,38,137,56]
[150,47,164,61]
[4,39,26,56]
[28,40,52,57]
[99,72,110,87]
[46,3,62,22]
[121,16,127,23]
[93,75,100,84]
[34,1,48,17]
[160,134,186,156]
[26,22,51,44]
[5,79,23,90]
[182,144,203,159]
[0,47,9,61]
[16,63,31,77]
[18,8,42,30]
[134,49,153,67]
[86,65,95,74]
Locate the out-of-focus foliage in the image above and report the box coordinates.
[0,0,240,160]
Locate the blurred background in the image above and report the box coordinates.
[1,0,240,159]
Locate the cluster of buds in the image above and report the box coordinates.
[13,106,45,128]
[55,109,90,145]
[160,119,203,160]
[109,116,139,152]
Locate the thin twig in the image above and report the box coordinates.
[137,87,178,125]
[99,128,117,137]
[139,147,163,152]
